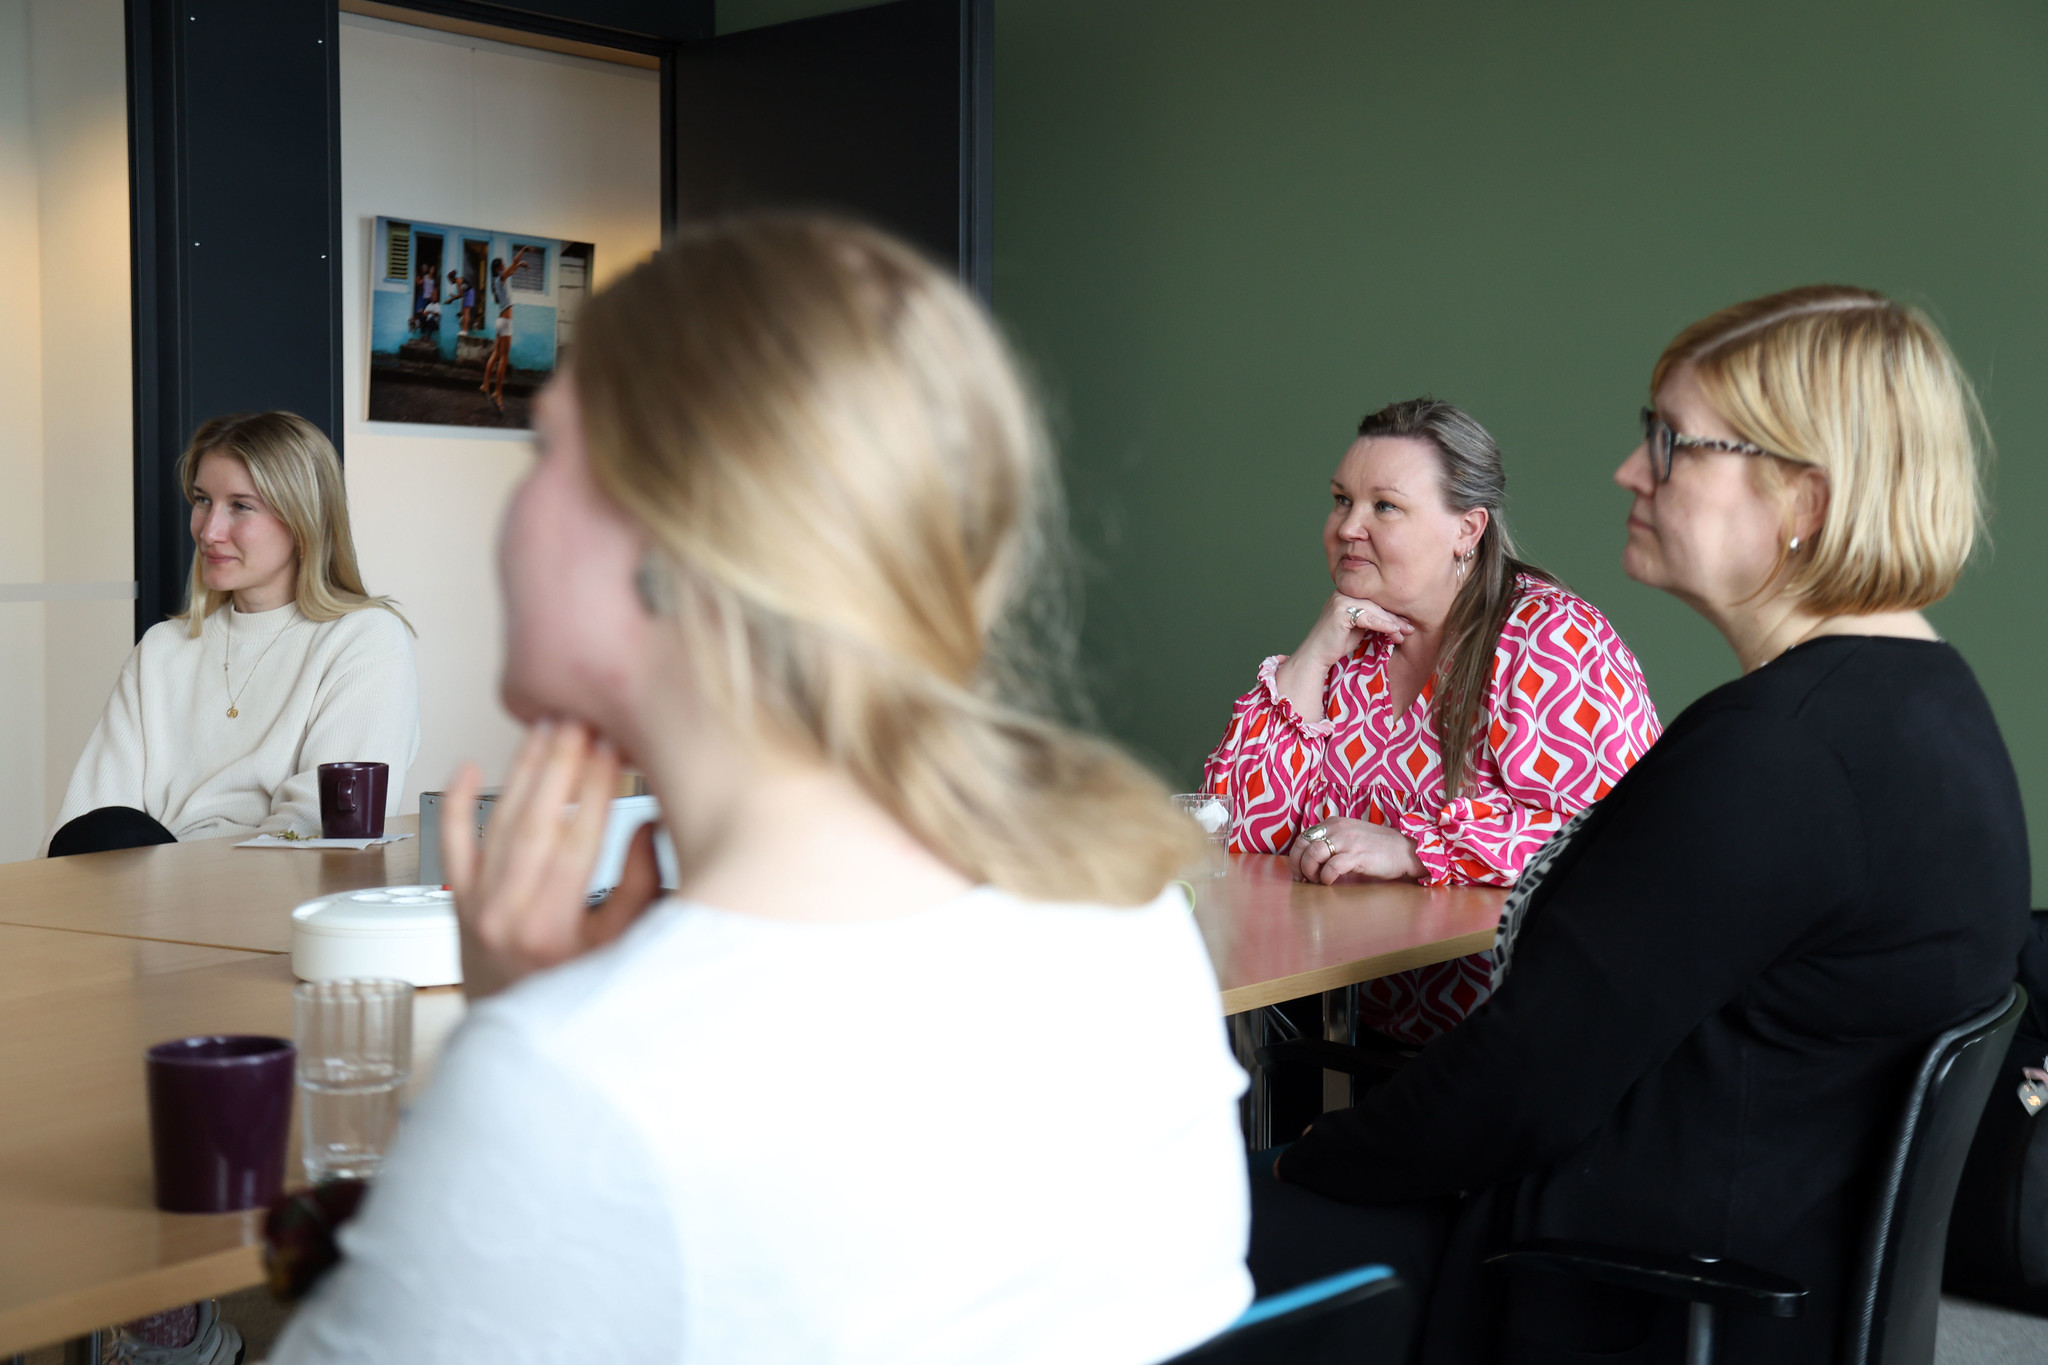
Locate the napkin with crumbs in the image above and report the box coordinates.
[236,833,417,851]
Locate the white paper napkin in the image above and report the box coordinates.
[235,832,417,851]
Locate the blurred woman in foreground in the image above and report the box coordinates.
[1259,287,2030,1363]
[273,217,1253,1364]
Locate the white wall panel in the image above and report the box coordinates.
[31,0,131,832]
[339,14,660,812]
[0,0,130,857]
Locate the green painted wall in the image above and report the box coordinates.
[717,1,2048,897]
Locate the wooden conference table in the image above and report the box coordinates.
[0,823,1504,1356]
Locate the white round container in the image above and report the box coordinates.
[291,886,461,987]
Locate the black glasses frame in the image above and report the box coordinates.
[1639,407,1786,483]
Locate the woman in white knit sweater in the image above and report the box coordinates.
[47,412,418,856]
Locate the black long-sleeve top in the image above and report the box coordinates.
[1280,636,2030,1361]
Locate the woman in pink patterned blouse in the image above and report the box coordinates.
[1204,398,1660,1044]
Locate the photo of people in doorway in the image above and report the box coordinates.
[368,216,595,429]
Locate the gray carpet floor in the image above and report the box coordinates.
[1937,1294,2048,1364]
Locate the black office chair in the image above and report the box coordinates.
[1163,1264,1410,1365]
[1490,984,2027,1365]
[1942,911,2048,1313]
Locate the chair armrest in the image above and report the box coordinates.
[1486,1239,1806,1319]
[1254,1036,1416,1078]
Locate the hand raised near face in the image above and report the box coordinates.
[1300,592,1415,667]
[441,721,664,1000]
[1273,594,1416,722]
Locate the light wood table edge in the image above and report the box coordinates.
[0,921,290,957]
[1217,927,1496,1015]
[0,1243,262,1357]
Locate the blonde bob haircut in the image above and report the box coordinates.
[572,216,1202,907]
[1651,285,1986,615]
[175,411,409,636]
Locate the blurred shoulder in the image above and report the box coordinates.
[1003,882,1201,938]
[971,885,1222,1004]
[486,886,1214,1050]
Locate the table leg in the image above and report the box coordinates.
[1228,1009,1270,1151]
[59,1330,101,1364]
[1322,983,1358,1112]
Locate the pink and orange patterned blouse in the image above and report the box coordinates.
[1202,574,1661,1045]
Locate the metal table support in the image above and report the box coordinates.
[1322,983,1358,1112]
[1231,983,1363,1151]
[1228,1008,1271,1151]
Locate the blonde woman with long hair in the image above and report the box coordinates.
[47,412,418,855]
[270,218,1252,1364]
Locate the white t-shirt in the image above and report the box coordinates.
[47,601,419,846]
[272,887,1253,1365]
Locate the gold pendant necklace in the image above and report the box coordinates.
[223,609,291,718]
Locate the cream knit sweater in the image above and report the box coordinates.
[48,601,420,848]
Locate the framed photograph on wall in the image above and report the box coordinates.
[367,216,594,429]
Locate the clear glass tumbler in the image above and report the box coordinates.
[1171,792,1232,877]
[294,978,414,1183]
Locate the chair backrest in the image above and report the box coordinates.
[1164,1265,1409,1365]
[1845,984,2026,1365]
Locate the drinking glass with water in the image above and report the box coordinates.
[294,978,413,1183]
[1171,793,1232,877]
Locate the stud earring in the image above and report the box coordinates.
[634,549,676,616]
[1788,536,1802,552]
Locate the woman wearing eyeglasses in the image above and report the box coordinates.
[1204,398,1660,1048]
[1256,287,2030,1365]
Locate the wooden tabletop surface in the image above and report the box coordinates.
[1193,853,1503,1013]
[0,942,295,1353]
[0,928,463,1356]
[0,822,1501,1005]
[0,922,265,1008]
[0,817,425,954]
[0,830,1502,1353]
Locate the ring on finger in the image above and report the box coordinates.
[1345,606,1362,625]
[1304,823,1333,852]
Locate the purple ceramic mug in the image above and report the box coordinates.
[145,1035,296,1213]
[318,762,388,840]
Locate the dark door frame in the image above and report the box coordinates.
[352,0,699,231]
[326,0,991,285]
[957,0,993,300]
[126,0,990,638]
[127,0,349,641]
